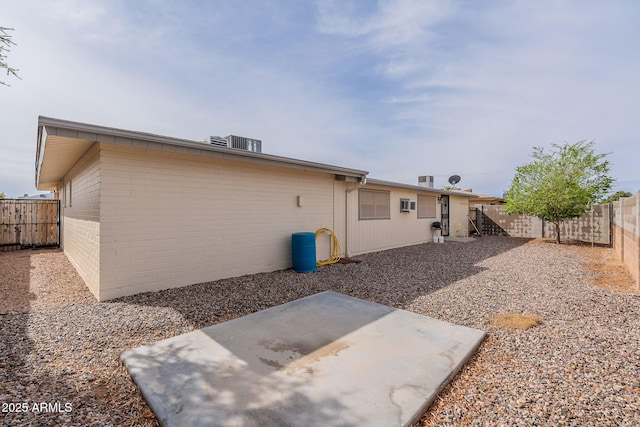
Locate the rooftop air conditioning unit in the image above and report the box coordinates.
[203,136,228,148]
[225,135,262,153]
[418,175,434,188]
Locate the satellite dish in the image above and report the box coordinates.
[448,175,461,185]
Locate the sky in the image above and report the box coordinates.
[2,0,639,198]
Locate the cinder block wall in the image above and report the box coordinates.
[480,205,610,244]
[542,205,610,244]
[59,144,101,298]
[613,193,640,289]
[339,183,443,256]
[97,143,335,301]
[481,205,542,238]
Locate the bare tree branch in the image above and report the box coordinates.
[1,27,21,86]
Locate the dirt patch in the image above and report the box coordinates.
[0,249,95,314]
[527,238,638,294]
[337,257,362,264]
[528,237,608,247]
[578,246,638,294]
[489,313,542,330]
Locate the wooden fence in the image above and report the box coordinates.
[0,199,60,250]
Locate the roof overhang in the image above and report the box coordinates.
[35,116,368,191]
[365,178,479,198]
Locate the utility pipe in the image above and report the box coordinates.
[344,183,363,258]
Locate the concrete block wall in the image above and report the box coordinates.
[481,205,542,238]
[60,144,101,298]
[613,193,640,289]
[97,143,336,301]
[340,183,443,256]
[481,205,610,244]
[542,204,610,245]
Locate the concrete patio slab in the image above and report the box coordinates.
[121,291,485,427]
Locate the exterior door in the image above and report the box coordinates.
[440,195,450,236]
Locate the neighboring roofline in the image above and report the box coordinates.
[36,116,369,188]
[470,195,505,200]
[365,178,479,197]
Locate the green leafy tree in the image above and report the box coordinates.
[1,27,20,86]
[442,184,461,191]
[505,141,613,244]
[0,192,6,199]
[600,190,632,204]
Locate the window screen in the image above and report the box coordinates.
[359,189,390,220]
[417,194,437,218]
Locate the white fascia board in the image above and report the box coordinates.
[36,116,368,179]
[365,178,479,198]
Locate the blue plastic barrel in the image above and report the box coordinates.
[291,232,316,273]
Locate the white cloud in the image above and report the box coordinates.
[1,0,638,197]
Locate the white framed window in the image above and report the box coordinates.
[359,189,390,220]
[417,194,437,218]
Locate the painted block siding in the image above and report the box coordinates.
[336,182,444,257]
[449,194,472,238]
[96,143,335,301]
[613,193,640,289]
[59,144,101,297]
[44,124,473,300]
[59,143,457,300]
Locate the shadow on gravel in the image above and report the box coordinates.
[0,250,36,314]
[104,236,529,426]
[0,251,47,426]
[0,250,116,426]
[112,236,530,330]
[0,252,36,397]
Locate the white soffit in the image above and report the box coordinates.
[37,133,94,190]
[35,117,368,190]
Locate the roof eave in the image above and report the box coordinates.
[365,178,479,197]
[35,116,369,185]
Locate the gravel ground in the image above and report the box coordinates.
[1,237,639,426]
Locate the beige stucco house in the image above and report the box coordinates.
[36,117,475,301]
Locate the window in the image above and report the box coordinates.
[359,189,390,220]
[400,198,410,212]
[417,194,437,218]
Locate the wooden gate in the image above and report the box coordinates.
[0,199,60,250]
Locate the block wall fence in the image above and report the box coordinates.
[477,197,640,290]
[612,191,640,290]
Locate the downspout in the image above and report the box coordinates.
[344,176,367,258]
